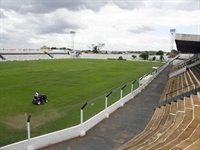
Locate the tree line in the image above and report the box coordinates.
[132,49,179,61]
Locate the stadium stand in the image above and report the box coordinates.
[117,33,200,150]
[0,50,71,61]
[118,93,200,150]
[159,60,200,103]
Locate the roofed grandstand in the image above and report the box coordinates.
[117,33,200,150]
[118,58,200,150]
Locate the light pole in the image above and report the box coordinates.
[70,31,76,54]
[170,29,176,51]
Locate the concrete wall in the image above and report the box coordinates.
[0,51,170,62]
[0,61,169,150]
[81,53,169,61]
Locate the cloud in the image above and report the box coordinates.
[1,0,108,14]
[27,38,45,44]
[0,10,7,18]
[144,0,199,11]
[1,0,199,51]
[35,9,86,34]
[1,33,10,42]
[2,8,86,35]
[1,0,147,14]
[112,0,145,10]
[128,25,156,34]
[2,0,199,15]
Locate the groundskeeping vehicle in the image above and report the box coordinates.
[32,95,48,105]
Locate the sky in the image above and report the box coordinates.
[0,0,200,52]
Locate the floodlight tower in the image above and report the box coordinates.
[70,31,76,53]
[170,29,176,51]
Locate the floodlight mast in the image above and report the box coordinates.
[70,31,76,53]
[170,29,176,51]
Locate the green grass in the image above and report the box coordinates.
[0,59,162,146]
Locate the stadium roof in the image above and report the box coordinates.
[175,33,200,53]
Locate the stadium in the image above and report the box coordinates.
[0,33,199,150]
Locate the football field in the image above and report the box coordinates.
[0,59,162,146]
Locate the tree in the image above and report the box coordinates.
[60,47,66,50]
[132,55,137,59]
[139,52,149,60]
[152,56,156,61]
[171,49,179,54]
[160,55,164,61]
[91,43,105,53]
[93,46,99,54]
[156,50,164,55]
[118,56,123,60]
[168,49,179,58]
[41,45,48,49]
[67,48,72,51]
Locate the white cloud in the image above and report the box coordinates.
[28,36,48,44]
[0,10,7,18]
[1,0,199,51]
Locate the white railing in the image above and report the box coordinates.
[169,66,187,78]
[169,57,200,79]
[187,59,200,68]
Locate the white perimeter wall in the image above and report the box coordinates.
[0,51,170,62]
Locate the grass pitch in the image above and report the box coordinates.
[0,59,162,146]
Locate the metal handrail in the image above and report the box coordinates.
[165,81,198,101]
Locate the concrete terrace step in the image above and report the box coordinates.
[147,111,185,150]
[172,121,200,150]
[118,94,200,150]
[177,99,185,111]
[130,105,171,150]
[157,109,193,150]
[126,108,161,144]
[192,95,200,105]
[121,107,166,149]
[170,102,178,114]
[185,97,193,109]
[171,108,200,150]
[184,136,200,150]
[139,113,176,149]
[159,110,196,149]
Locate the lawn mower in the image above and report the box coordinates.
[32,94,48,105]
